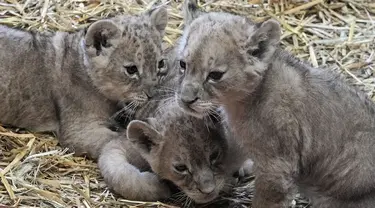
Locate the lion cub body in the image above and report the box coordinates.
[175,1,375,207]
[0,7,168,159]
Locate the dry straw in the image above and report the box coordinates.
[0,0,374,207]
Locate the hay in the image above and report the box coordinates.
[0,0,374,207]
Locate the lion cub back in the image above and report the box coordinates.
[0,25,58,131]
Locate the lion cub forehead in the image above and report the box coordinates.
[180,15,257,62]
[112,14,163,42]
[187,12,256,36]
[115,15,152,28]
[159,115,213,139]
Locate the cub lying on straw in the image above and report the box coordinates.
[99,47,253,203]
[175,0,375,207]
[0,7,168,159]
[101,107,252,203]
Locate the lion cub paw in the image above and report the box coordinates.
[239,159,254,178]
[233,159,254,184]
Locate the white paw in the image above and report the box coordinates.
[238,159,254,178]
[232,159,254,184]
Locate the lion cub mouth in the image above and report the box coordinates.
[175,95,212,119]
[189,190,220,204]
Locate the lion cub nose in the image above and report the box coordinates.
[197,172,216,194]
[198,183,215,194]
[181,96,198,105]
[180,82,199,105]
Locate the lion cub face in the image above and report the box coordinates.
[84,7,168,106]
[175,11,281,117]
[127,113,229,204]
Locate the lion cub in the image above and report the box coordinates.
[98,47,251,203]
[175,0,375,207]
[100,106,250,203]
[0,7,168,159]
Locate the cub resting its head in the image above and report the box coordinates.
[126,108,249,204]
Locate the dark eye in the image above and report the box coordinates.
[250,49,261,57]
[179,60,186,69]
[125,65,138,75]
[158,59,165,69]
[174,164,188,173]
[210,151,220,164]
[207,71,225,81]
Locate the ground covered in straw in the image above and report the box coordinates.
[0,0,374,207]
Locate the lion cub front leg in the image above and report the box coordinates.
[57,112,120,160]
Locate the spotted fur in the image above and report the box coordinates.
[0,7,168,159]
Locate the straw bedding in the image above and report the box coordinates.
[0,0,374,207]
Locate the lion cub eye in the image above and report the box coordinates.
[179,60,186,74]
[158,59,165,69]
[124,65,138,75]
[207,71,225,81]
[173,164,188,173]
[210,150,220,165]
[157,60,168,77]
[179,60,186,69]
[250,48,262,58]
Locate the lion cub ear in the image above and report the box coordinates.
[127,119,162,155]
[85,20,122,57]
[242,19,281,60]
[147,6,168,35]
[183,0,205,27]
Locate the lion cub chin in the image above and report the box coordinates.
[175,0,375,207]
[0,7,168,159]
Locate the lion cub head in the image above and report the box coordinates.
[175,0,282,117]
[126,111,230,204]
[83,7,168,106]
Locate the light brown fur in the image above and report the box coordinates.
[175,1,375,207]
[98,47,252,203]
[0,7,168,159]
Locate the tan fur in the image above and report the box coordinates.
[98,47,252,203]
[175,1,375,207]
[0,7,168,159]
